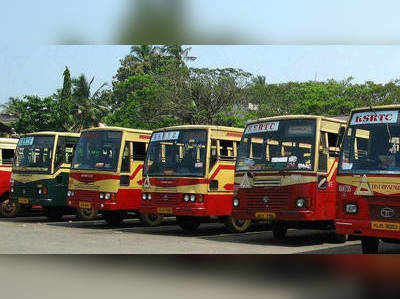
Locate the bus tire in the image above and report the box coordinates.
[45,208,64,221]
[273,224,287,240]
[223,216,251,233]
[140,213,163,227]
[177,216,200,233]
[361,237,380,254]
[76,208,98,221]
[0,199,19,218]
[330,232,348,244]
[103,212,124,227]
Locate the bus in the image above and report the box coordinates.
[140,125,251,233]
[67,127,161,226]
[0,137,19,217]
[232,115,347,241]
[10,132,80,220]
[335,105,400,253]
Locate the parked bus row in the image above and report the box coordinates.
[2,105,400,253]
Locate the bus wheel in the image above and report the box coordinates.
[0,199,19,218]
[140,213,163,227]
[177,216,200,233]
[330,232,348,244]
[77,208,98,221]
[45,208,64,221]
[223,216,251,233]
[103,212,124,227]
[272,224,287,240]
[361,237,380,254]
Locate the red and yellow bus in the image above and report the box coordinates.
[140,125,251,233]
[336,105,400,253]
[67,127,161,226]
[0,137,19,216]
[232,115,347,241]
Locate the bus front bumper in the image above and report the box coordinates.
[335,218,400,239]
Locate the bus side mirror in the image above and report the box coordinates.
[120,175,130,186]
[337,126,346,148]
[209,180,219,190]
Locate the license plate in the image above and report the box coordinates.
[255,212,276,220]
[157,207,173,214]
[79,202,91,209]
[18,197,29,204]
[371,221,400,231]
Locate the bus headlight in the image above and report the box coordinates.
[67,190,74,197]
[233,198,240,207]
[105,193,111,200]
[183,194,190,202]
[10,187,14,193]
[296,198,306,208]
[190,194,196,202]
[346,203,358,214]
[99,193,105,199]
[147,194,152,200]
[142,193,147,200]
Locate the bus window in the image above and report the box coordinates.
[327,132,340,157]
[318,132,328,172]
[210,139,218,170]
[1,149,14,165]
[55,137,77,168]
[132,142,146,161]
[219,140,235,161]
[121,142,131,173]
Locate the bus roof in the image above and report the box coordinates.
[82,126,152,135]
[0,137,18,145]
[247,115,347,125]
[23,132,80,137]
[350,104,400,113]
[152,125,243,133]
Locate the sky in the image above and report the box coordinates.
[3,1,400,102]
[2,45,400,103]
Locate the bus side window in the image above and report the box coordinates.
[219,140,235,161]
[327,132,340,157]
[55,137,65,169]
[209,139,218,171]
[318,132,328,172]
[132,142,147,161]
[121,141,131,173]
[1,149,14,165]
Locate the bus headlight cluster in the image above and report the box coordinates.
[10,187,14,193]
[183,194,203,203]
[295,198,307,209]
[233,197,240,208]
[37,186,47,195]
[99,193,113,200]
[345,203,358,214]
[67,190,75,197]
[142,193,152,200]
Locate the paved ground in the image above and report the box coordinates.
[2,215,393,254]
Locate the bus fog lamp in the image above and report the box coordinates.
[346,204,358,214]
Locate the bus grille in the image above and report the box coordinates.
[245,188,288,211]
[253,177,281,187]
[155,187,178,193]
[153,193,181,205]
[369,205,400,222]
[13,184,35,198]
[76,190,98,201]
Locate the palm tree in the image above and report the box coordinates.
[161,45,197,65]
[130,45,159,64]
[70,74,108,132]
[252,75,266,87]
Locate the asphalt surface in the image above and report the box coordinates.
[3,214,397,254]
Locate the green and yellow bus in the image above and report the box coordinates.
[10,132,80,220]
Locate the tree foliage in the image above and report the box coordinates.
[5,45,400,134]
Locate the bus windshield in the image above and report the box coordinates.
[340,109,400,175]
[14,135,55,173]
[236,119,316,172]
[72,130,122,172]
[144,129,207,177]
